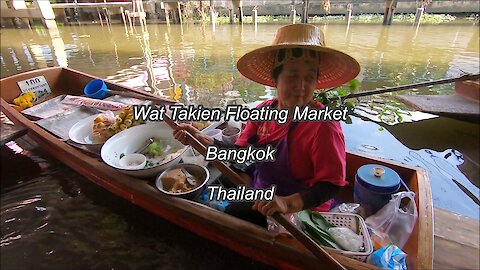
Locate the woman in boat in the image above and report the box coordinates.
[173,24,360,226]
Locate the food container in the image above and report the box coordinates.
[354,164,402,216]
[221,127,240,146]
[101,123,188,178]
[319,212,374,262]
[119,153,147,170]
[155,164,209,200]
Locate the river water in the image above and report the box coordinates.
[1,22,479,269]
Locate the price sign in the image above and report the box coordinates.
[17,75,51,102]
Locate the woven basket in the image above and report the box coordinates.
[317,212,373,262]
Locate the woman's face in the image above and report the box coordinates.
[275,58,318,109]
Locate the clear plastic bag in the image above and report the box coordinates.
[267,213,303,235]
[365,191,417,249]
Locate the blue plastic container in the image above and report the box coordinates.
[354,164,401,216]
[84,79,109,99]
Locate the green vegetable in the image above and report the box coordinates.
[297,210,343,250]
[310,211,333,231]
[142,139,163,157]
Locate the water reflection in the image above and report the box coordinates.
[45,20,68,67]
[1,23,479,216]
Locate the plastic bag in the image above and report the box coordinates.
[365,191,417,249]
[328,227,363,252]
[267,213,303,235]
[330,203,366,217]
[367,244,407,270]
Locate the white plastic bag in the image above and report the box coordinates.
[328,227,363,252]
[365,191,417,249]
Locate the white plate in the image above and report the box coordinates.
[68,113,103,145]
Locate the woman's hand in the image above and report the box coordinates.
[252,193,304,216]
[173,123,214,146]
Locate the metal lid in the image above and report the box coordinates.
[356,164,401,193]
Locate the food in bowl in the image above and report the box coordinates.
[160,168,200,193]
[156,164,209,198]
[101,123,188,178]
[134,137,186,169]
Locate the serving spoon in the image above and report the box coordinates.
[181,168,197,186]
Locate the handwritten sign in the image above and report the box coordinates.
[17,75,51,102]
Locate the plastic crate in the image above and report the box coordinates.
[317,212,373,262]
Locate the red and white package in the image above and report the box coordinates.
[62,95,128,111]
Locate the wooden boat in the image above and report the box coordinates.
[396,80,480,123]
[0,67,433,270]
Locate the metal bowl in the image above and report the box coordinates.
[155,163,209,200]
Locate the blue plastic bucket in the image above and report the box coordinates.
[84,79,109,99]
[353,164,402,216]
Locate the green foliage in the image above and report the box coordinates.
[310,13,457,24]
[313,79,360,107]
[313,79,410,125]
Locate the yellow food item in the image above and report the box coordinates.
[91,106,142,143]
[92,115,115,143]
[13,92,36,109]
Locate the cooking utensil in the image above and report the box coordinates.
[181,168,197,186]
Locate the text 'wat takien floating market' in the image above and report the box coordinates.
[0,0,478,269]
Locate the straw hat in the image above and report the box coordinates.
[237,24,361,89]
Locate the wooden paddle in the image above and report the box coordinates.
[341,73,480,100]
[161,114,346,270]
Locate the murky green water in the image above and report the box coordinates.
[1,22,479,268]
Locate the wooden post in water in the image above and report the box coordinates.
[387,0,397,25]
[120,7,126,25]
[291,0,296,24]
[346,3,353,25]
[253,7,258,28]
[209,2,216,31]
[232,0,243,24]
[32,0,56,28]
[382,0,392,25]
[177,2,183,24]
[209,0,216,25]
[229,9,234,24]
[238,1,243,23]
[165,8,170,25]
[414,6,424,25]
[301,0,309,24]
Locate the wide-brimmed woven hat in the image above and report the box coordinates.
[237,24,360,89]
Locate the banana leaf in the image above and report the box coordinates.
[310,211,333,231]
[297,210,343,250]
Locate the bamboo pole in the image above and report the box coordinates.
[342,73,480,100]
